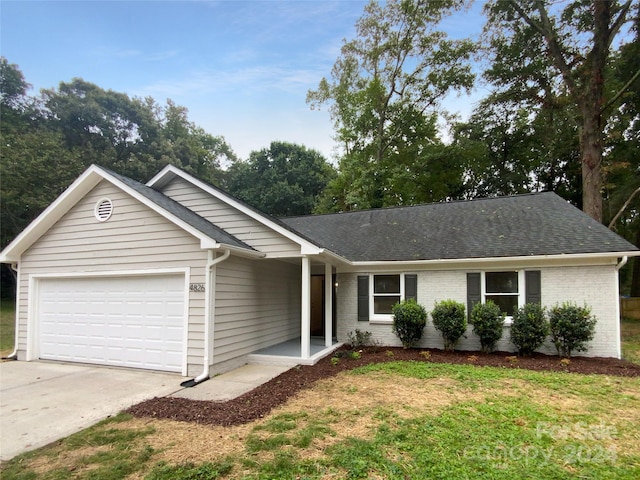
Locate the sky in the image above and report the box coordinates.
[1,0,485,162]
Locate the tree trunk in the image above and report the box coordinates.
[580,111,603,222]
[578,0,609,223]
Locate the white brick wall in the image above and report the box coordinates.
[337,265,620,358]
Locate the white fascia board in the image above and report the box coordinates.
[147,165,323,255]
[343,251,640,272]
[318,248,350,267]
[146,164,176,189]
[0,165,105,263]
[221,244,266,259]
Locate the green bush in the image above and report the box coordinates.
[470,301,505,353]
[510,303,549,356]
[549,303,597,357]
[347,329,373,348]
[392,299,427,349]
[431,300,466,351]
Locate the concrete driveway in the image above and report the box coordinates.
[0,361,182,461]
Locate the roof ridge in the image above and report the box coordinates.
[280,191,555,220]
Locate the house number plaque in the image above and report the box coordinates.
[189,283,206,292]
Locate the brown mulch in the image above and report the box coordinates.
[127,347,640,427]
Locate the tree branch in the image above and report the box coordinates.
[508,0,578,96]
[609,186,640,230]
[602,68,640,114]
[608,0,633,49]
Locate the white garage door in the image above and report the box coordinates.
[38,274,185,372]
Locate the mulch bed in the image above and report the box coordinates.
[127,347,640,427]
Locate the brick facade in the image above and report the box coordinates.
[336,264,620,358]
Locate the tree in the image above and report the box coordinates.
[484,0,635,222]
[308,0,475,211]
[603,15,640,295]
[225,142,336,217]
[1,57,29,111]
[454,93,581,204]
[42,80,236,184]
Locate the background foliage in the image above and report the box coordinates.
[1,0,639,296]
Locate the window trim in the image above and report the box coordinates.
[480,270,525,324]
[369,273,405,323]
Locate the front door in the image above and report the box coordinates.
[310,275,325,336]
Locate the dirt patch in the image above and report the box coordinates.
[125,417,250,466]
[127,347,640,427]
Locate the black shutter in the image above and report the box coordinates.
[467,272,481,320]
[357,275,369,322]
[525,270,541,305]
[405,274,417,302]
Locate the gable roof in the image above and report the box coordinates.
[281,192,638,262]
[0,165,260,263]
[147,165,326,256]
[105,168,255,252]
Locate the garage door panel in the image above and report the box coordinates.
[38,275,185,372]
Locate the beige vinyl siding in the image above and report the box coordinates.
[213,256,301,364]
[159,177,302,257]
[17,180,208,375]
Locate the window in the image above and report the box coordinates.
[373,274,402,315]
[467,270,541,324]
[485,271,519,316]
[357,273,417,323]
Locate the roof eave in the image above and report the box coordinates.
[347,251,640,268]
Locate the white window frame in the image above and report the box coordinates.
[369,273,405,323]
[481,270,525,325]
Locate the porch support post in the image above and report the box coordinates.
[301,256,311,359]
[324,263,333,347]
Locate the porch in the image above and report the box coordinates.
[248,337,343,366]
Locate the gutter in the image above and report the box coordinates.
[180,248,230,387]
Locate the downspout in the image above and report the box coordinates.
[615,256,628,360]
[616,256,628,271]
[2,263,19,360]
[181,249,230,387]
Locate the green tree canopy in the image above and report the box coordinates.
[308,0,475,211]
[225,141,336,217]
[0,64,237,251]
[482,0,636,221]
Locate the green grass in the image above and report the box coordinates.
[0,298,15,354]
[622,318,640,364]
[2,362,639,480]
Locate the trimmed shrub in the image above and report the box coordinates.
[431,300,467,351]
[470,301,505,353]
[392,299,427,349]
[549,303,597,357]
[510,303,549,356]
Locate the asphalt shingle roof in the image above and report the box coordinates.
[105,168,256,252]
[281,192,638,262]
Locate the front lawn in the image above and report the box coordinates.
[2,361,639,479]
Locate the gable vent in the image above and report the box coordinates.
[94,198,114,222]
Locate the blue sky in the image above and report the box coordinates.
[1,0,484,161]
